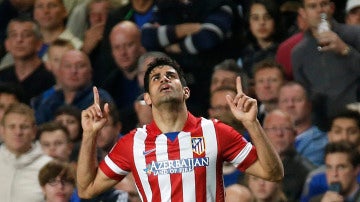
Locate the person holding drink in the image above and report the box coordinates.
[291,0,360,130]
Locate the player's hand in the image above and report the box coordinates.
[226,76,258,123]
[81,87,109,136]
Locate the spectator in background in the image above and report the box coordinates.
[253,59,286,124]
[82,0,112,54]
[292,0,360,130]
[133,93,152,128]
[33,0,82,56]
[0,0,83,68]
[276,9,308,80]
[0,103,52,202]
[345,0,360,25]
[136,51,169,90]
[38,121,73,162]
[0,17,55,104]
[0,0,34,59]
[81,0,114,86]
[79,0,155,86]
[309,141,360,202]
[263,109,315,201]
[278,81,327,166]
[103,20,145,134]
[245,174,287,202]
[53,105,86,168]
[238,0,284,79]
[0,83,23,143]
[34,50,113,124]
[38,160,76,202]
[53,105,83,144]
[0,83,23,122]
[141,0,241,117]
[31,39,75,110]
[301,109,360,202]
[210,59,251,96]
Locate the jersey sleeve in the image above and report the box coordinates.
[214,120,258,172]
[99,132,135,181]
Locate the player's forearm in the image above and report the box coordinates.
[244,120,284,181]
[76,132,99,197]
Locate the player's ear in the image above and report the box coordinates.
[144,93,152,105]
[183,87,190,100]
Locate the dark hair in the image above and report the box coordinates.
[329,109,360,130]
[0,82,25,103]
[325,141,360,167]
[54,105,83,141]
[246,0,284,43]
[7,17,42,40]
[37,121,71,142]
[143,57,187,93]
[50,38,75,49]
[54,105,81,122]
[38,160,75,187]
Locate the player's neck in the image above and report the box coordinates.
[152,105,188,133]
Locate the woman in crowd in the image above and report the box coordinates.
[238,0,284,78]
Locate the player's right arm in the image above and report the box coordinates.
[76,87,120,198]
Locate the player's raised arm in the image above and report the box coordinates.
[77,86,118,198]
[226,77,284,181]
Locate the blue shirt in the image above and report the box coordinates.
[34,84,114,124]
[295,126,328,166]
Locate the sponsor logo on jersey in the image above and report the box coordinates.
[144,157,209,176]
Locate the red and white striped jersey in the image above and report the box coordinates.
[99,112,257,202]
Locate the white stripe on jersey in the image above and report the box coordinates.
[230,142,253,167]
[201,118,218,201]
[104,156,129,175]
[133,128,153,201]
[156,135,172,201]
[178,131,196,202]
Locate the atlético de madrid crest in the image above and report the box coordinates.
[192,137,205,155]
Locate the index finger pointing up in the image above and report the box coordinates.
[93,86,100,105]
[236,76,243,94]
